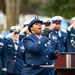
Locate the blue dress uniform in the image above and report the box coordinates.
[0,38,7,75]
[49,30,70,75]
[67,28,75,52]
[6,38,25,75]
[49,30,70,52]
[22,17,59,75]
[22,33,57,75]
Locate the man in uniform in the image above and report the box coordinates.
[49,17,70,52]
[6,26,25,75]
[0,38,7,75]
[49,17,70,75]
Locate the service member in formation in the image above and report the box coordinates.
[49,17,70,75]
[6,26,25,75]
[49,18,70,52]
[22,17,59,75]
[0,38,7,75]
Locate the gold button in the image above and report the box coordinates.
[14,56,16,58]
[31,64,34,66]
[38,41,41,44]
[46,62,48,65]
[15,52,17,54]
[46,49,48,50]
[14,60,16,62]
[46,55,48,57]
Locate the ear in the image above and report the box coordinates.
[30,27,32,32]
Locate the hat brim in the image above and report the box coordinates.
[32,21,42,25]
[56,22,61,24]
[43,22,51,26]
[14,32,20,34]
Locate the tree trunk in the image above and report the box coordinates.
[5,0,21,30]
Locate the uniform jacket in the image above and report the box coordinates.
[6,38,25,74]
[23,33,54,66]
[0,38,7,74]
[49,30,70,52]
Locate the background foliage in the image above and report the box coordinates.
[0,0,75,18]
[45,0,75,18]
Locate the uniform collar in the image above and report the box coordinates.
[35,34,42,39]
[55,31,61,37]
[13,40,19,44]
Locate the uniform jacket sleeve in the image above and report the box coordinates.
[1,39,7,74]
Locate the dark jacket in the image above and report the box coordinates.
[6,38,25,74]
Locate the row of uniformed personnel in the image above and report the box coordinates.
[0,16,75,75]
[42,16,75,75]
[0,26,26,75]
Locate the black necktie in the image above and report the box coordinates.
[14,42,19,50]
[14,42,18,45]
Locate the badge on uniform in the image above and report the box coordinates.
[7,45,13,47]
[52,36,57,40]
[20,46,25,50]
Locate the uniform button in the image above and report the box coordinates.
[64,47,65,49]
[38,41,41,44]
[46,55,48,57]
[14,56,16,58]
[46,62,48,65]
[31,64,34,66]
[48,42,50,44]
[15,52,17,54]
[14,60,16,62]
[46,49,48,50]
